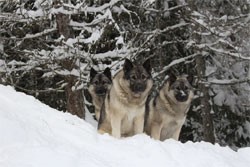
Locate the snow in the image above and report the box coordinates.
[84,0,119,13]
[163,0,170,18]
[54,69,80,77]
[115,36,124,45]
[213,90,225,106]
[81,29,102,44]
[0,84,250,167]
[51,6,74,15]
[16,8,45,18]
[24,28,56,39]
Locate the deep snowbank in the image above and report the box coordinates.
[0,85,249,167]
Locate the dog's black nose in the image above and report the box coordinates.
[95,88,106,96]
[175,91,189,102]
[134,84,146,92]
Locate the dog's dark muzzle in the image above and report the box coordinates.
[131,83,146,93]
[175,91,189,102]
[95,87,107,96]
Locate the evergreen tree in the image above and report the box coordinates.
[1,0,250,149]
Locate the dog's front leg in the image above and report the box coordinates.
[151,122,162,140]
[172,126,182,140]
[133,114,144,135]
[110,114,122,138]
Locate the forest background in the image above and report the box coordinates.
[1,0,250,149]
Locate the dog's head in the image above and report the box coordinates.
[165,72,194,103]
[122,58,153,98]
[89,67,112,96]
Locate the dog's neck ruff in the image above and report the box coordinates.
[159,90,177,115]
[160,83,192,116]
[113,70,146,106]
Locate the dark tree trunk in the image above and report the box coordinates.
[54,0,85,119]
[196,55,215,144]
[65,76,85,119]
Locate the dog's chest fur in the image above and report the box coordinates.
[121,106,144,135]
[152,94,189,139]
[110,94,145,135]
[108,71,147,135]
[156,97,187,126]
[159,108,186,140]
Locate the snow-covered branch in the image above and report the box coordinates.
[143,22,189,35]
[24,28,57,39]
[208,46,250,60]
[125,3,187,13]
[208,78,250,85]
[154,53,200,77]
[56,0,120,14]
[12,84,65,93]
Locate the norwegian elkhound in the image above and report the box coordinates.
[144,72,194,141]
[98,58,153,138]
[88,67,112,121]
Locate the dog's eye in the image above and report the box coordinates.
[102,81,110,85]
[94,81,99,85]
[141,74,147,80]
[130,75,136,80]
[175,87,181,91]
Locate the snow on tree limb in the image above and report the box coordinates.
[143,22,189,35]
[154,53,200,77]
[24,28,57,39]
[208,46,250,60]
[208,78,250,85]
[125,3,187,13]
[55,0,120,14]
[84,0,120,13]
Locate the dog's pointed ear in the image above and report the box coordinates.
[187,75,193,84]
[167,71,177,85]
[123,58,133,74]
[143,59,152,75]
[90,68,98,81]
[103,67,112,81]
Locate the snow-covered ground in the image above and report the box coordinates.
[0,84,250,167]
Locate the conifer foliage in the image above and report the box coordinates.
[1,0,250,148]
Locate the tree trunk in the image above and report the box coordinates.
[65,76,85,119]
[196,55,215,144]
[54,0,85,119]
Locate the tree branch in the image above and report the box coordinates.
[207,78,250,85]
[208,46,250,60]
[24,28,57,39]
[154,53,200,77]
